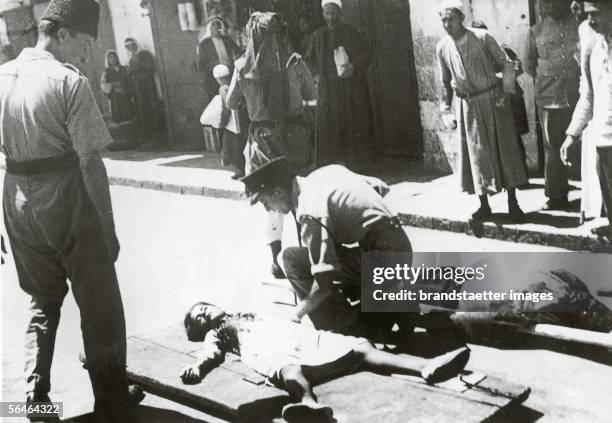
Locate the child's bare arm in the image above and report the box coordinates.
[181,354,225,384]
[180,331,227,384]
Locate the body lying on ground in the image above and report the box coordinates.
[424,268,612,334]
[180,301,470,423]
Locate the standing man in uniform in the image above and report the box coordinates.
[241,157,413,335]
[0,1,137,421]
[524,0,580,210]
[562,1,612,242]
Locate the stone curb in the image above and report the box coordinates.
[399,213,612,253]
[108,175,244,201]
[109,174,612,253]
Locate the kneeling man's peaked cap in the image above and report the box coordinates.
[41,0,101,39]
[240,157,292,205]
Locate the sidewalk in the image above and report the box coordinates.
[99,150,608,253]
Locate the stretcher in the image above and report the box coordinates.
[126,324,530,423]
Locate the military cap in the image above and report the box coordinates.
[239,157,293,205]
[41,0,101,39]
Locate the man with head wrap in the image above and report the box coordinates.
[437,1,528,223]
[124,37,160,147]
[227,12,317,279]
[197,16,242,105]
[0,0,140,420]
[305,0,374,167]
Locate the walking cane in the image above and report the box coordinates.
[313,103,319,169]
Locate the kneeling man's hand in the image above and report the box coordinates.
[181,364,202,384]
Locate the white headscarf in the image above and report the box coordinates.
[105,49,121,68]
[440,0,464,16]
[322,0,342,10]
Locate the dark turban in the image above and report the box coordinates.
[41,0,100,39]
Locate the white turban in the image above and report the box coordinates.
[213,64,230,80]
[322,0,342,9]
[440,0,464,15]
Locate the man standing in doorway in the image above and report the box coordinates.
[0,0,137,421]
[562,1,612,241]
[437,1,528,222]
[305,0,374,167]
[524,0,580,210]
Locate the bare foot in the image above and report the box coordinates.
[282,401,334,423]
[421,346,471,384]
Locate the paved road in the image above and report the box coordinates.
[2,187,611,421]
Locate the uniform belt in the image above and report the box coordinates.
[455,81,501,100]
[360,216,405,251]
[249,115,305,132]
[5,152,80,175]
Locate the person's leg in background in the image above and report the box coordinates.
[540,107,571,209]
[594,146,612,297]
[594,146,612,238]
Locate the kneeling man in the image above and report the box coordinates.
[240,157,412,332]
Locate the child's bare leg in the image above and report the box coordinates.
[280,365,334,423]
[279,364,317,404]
[354,342,470,384]
[354,342,425,375]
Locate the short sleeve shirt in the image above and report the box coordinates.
[295,165,396,276]
[0,48,112,161]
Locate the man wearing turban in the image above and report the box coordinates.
[436,2,528,222]
[306,0,374,167]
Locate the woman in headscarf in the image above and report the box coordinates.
[100,50,133,123]
[124,37,159,146]
[227,11,317,279]
[198,16,242,104]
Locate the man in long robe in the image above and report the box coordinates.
[306,0,374,167]
[436,1,528,222]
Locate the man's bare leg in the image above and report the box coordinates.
[353,342,470,384]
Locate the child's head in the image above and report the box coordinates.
[184,301,227,341]
[213,64,231,86]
